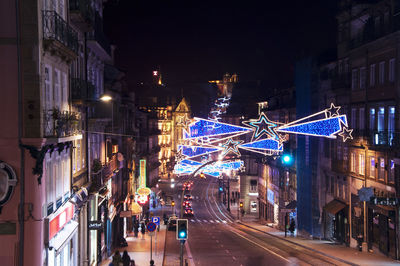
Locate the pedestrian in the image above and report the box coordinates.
[134,224,139,238]
[150,259,155,265]
[141,222,146,239]
[112,250,122,266]
[130,259,135,266]
[122,250,131,266]
[289,218,296,235]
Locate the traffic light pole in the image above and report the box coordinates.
[180,240,185,266]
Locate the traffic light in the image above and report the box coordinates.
[219,186,223,192]
[176,219,188,240]
[282,154,293,165]
[171,200,175,206]
[239,202,243,208]
[199,173,206,179]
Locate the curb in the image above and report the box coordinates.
[238,222,358,266]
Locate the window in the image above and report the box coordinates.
[250,180,257,192]
[388,107,395,146]
[370,157,376,178]
[359,108,365,130]
[61,73,68,111]
[54,69,61,108]
[389,160,395,183]
[351,108,357,129]
[44,65,52,110]
[389,58,395,82]
[379,61,385,84]
[378,158,385,180]
[360,67,366,88]
[350,152,356,173]
[370,64,375,86]
[370,108,375,131]
[378,107,385,132]
[352,69,358,89]
[359,154,365,175]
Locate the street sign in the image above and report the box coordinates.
[358,187,374,201]
[147,222,157,232]
[88,221,103,230]
[152,216,160,226]
[120,210,132,218]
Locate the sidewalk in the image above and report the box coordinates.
[100,205,168,266]
[100,226,166,266]
[233,209,399,266]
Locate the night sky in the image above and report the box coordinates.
[104,0,337,91]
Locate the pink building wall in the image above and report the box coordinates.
[0,0,45,265]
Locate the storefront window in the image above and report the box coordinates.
[370,157,375,178]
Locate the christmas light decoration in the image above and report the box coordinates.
[173,103,351,177]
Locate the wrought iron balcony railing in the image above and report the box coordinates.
[43,109,81,138]
[42,10,79,54]
[369,131,400,147]
[71,78,96,102]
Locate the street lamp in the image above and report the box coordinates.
[100,94,113,133]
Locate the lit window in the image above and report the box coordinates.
[370,157,375,178]
[378,158,385,180]
[358,154,365,175]
[350,153,356,173]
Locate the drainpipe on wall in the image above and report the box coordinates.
[15,0,25,265]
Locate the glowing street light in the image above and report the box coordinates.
[100,94,112,102]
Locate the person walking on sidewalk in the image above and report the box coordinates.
[134,223,139,238]
[289,218,296,236]
[141,222,146,239]
[112,250,122,266]
[122,250,131,266]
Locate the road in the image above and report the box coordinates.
[162,177,350,266]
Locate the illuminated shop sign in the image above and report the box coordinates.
[267,188,274,204]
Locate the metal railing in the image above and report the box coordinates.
[369,131,400,147]
[42,10,78,54]
[71,78,96,101]
[43,109,81,138]
[91,155,119,190]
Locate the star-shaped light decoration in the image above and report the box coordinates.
[243,112,279,141]
[221,138,243,157]
[326,103,341,118]
[177,115,192,132]
[339,127,353,142]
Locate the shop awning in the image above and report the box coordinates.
[49,220,78,255]
[371,204,396,217]
[324,199,346,215]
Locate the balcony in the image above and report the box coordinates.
[369,131,400,148]
[69,0,94,32]
[87,12,111,60]
[43,108,82,141]
[42,10,78,62]
[90,155,119,192]
[71,78,96,104]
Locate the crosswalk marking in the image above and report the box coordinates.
[203,219,208,223]
[191,219,195,222]
[209,220,214,223]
